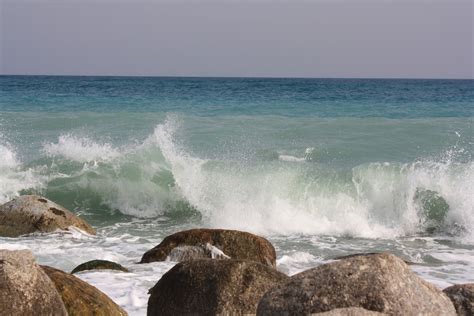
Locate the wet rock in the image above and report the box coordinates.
[147,259,289,316]
[140,228,276,267]
[313,307,386,315]
[257,253,455,315]
[0,195,95,237]
[71,259,129,274]
[0,249,67,316]
[443,283,474,316]
[41,265,127,316]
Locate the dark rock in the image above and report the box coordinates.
[71,260,129,274]
[0,195,95,237]
[140,228,276,267]
[41,265,127,316]
[257,253,455,315]
[147,259,289,316]
[314,307,386,315]
[443,283,474,316]
[0,249,67,315]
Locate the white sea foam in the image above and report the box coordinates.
[43,134,120,162]
[0,141,45,204]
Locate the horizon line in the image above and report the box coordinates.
[0,74,472,81]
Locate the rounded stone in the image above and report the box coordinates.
[0,195,95,237]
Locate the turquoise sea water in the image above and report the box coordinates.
[0,76,473,314]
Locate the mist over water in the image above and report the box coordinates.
[0,76,473,314]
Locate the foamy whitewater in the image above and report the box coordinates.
[0,76,473,314]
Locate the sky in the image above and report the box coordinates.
[1,0,473,78]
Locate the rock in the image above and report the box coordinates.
[313,307,386,315]
[333,253,415,265]
[0,249,67,315]
[71,260,129,274]
[0,195,95,237]
[41,265,127,316]
[443,283,474,316]
[140,228,276,267]
[257,253,456,315]
[148,259,289,316]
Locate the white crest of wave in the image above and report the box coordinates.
[152,116,474,240]
[43,134,120,162]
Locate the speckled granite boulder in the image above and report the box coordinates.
[0,250,67,316]
[0,195,95,237]
[443,283,474,316]
[257,253,456,315]
[42,265,127,316]
[140,228,276,267]
[71,259,129,274]
[313,307,386,315]
[148,259,289,315]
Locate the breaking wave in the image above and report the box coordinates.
[1,116,472,240]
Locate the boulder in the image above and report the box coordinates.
[0,249,67,315]
[147,259,289,316]
[443,283,474,316]
[71,260,129,274]
[0,195,95,237]
[41,265,127,316]
[314,307,386,315]
[257,253,456,315]
[140,228,276,267]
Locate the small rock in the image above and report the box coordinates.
[0,195,95,237]
[0,249,67,315]
[257,253,455,315]
[71,260,129,274]
[443,283,474,316]
[41,265,127,316]
[147,259,289,315]
[140,228,276,267]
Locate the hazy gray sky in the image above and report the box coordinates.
[1,0,473,78]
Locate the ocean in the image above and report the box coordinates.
[0,76,473,314]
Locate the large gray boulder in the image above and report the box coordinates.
[42,265,128,316]
[257,253,456,315]
[443,283,474,316]
[140,228,276,267]
[148,259,289,315]
[0,249,67,315]
[0,195,95,237]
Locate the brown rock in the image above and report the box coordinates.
[140,228,276,267]
[257,253,456,316]
[41,265,127,316]
[443,283,474,316]
[0,195,95,237]
[0,249,67,316]
[147,259,289,316]
[313,307,386,315]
